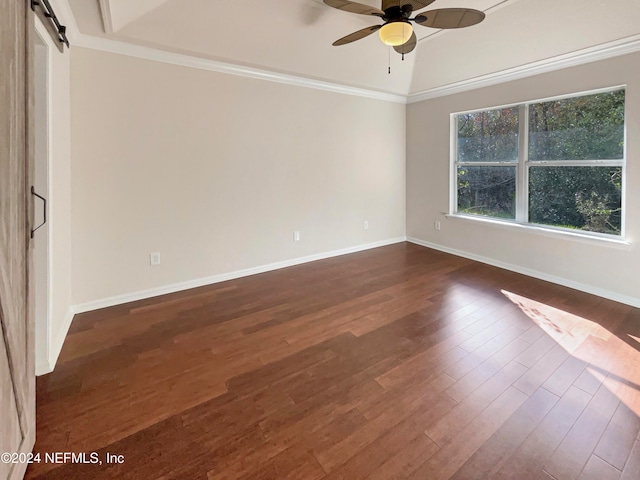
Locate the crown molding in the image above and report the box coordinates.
[50,0,640,106]
[70,31,640,106]
[72,33,408,104]
[98,0,114,34]
[50,0,407,103]
[408,34,640,104]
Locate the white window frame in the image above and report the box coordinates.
[450,86,627,241]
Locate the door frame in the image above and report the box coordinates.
[33,20,53,376]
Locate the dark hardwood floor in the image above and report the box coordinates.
[26,243,640,479]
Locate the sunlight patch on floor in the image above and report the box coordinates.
[501,290,640,416]
[500,290,611,353]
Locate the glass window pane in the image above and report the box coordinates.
[529,166,622,235]
[457,166,516,219]
[528,90,625,161]
[457,107,519,162]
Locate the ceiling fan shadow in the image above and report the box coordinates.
[300,0,327,25]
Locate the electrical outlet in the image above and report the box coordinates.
[363,220,369,230]
[293,230,300,242]
[150,252,161,266]
[434,221,441,231]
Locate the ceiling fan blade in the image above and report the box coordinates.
[332,25,382,45]
[382,0,435,12]
[323,0,384,16]
[414,8,485,29]
[394,31,417,54]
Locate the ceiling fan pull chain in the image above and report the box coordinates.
[388,46,391,74]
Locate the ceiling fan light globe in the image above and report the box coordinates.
[378,22,413,47]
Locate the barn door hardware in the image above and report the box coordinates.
[31,0,69,49]
[30,187,47,239]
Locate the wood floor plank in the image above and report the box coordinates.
[576,455,622,480]
[428,360,528,446]
[316,392,456,472]
[411,386,529,480]
[446,323,530,381]
[235,442,327,480]
[25,243,640,480]
[361,370,456,422]
[541,354,588,397]
[543,381,621,480]
[573,367,604,395]
[593,401,640,471]
[517,324,546,344]
[374,333,472,391]
[449,386,559,480]
[512,343,570,395]
[494,385,593,480]
[366,433,440,480]
[444,337,530,403]
[514,333,558,368]
[620,438,640,480]
[321,408,440,479]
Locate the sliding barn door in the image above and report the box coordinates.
[0,1,36,480]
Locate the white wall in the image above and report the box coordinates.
[70,47,406,307]
[34,15,73,375]
[407,52,640,307]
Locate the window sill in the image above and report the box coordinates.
[445,214,632,250]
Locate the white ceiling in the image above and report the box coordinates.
[98,0,171,33]
[67,0,640,96]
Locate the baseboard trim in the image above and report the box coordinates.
[73,237,407,315]
[38,308,76,376]
[407,237,640,309]
[35,361,52,377]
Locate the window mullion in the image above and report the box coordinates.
[451,114,458,214]
[516,104,528,223]
[528,160,624,167]
[457,161,517,167]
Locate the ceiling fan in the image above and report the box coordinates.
[323,0,485,56]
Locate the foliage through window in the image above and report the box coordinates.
[454,89,625,236]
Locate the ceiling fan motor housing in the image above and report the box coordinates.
[382,5,414,22]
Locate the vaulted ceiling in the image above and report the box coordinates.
[67,0,640,96]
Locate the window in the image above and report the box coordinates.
[453,88,625,237]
